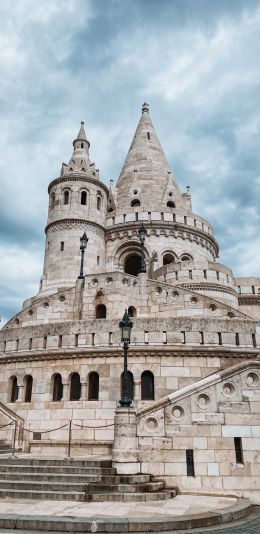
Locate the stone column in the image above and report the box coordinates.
[81,380,88,400]
[63,381,69,401]
[16,384,24,402]
[112,406,140,475]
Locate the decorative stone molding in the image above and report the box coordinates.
[48,175,109,195]
[45,219,105,237]
[179,283,237,297]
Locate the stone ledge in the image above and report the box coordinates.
[0,498,252,532]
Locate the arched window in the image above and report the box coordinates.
[64,190,70,205]
[124,254,141,276]
[141,371,154,400]
[163,253,175,265]
[97,196,102,210]
[96,304,106,319]
[24,375,33,402]
[131,199,140,207]
[167,201,175,208]
[181,254,193,262]
[51,193,55,208]
[121,371,134,401]
[53,374,63,401]
[81,191,87,205]
[128,306,136,318]
[88,372,99,400]
[10,376,18,403]
[70,373,81,401]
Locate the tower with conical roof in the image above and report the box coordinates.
[41,122,108,294]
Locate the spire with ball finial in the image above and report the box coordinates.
[142,102,149,114]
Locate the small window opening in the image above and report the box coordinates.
[238,286,241,294]
[181,331,186,344]
[3,341,6,353]
[234,437,244,464]
[194,219,196,227]
[167,201,175,208]
[81,191,87,205]
[235,333,240,346]
[203,270,207,279]
[216,271,220,281]
[163,331,167,344]
[15,339,19,351]
[144,331,149,344]
[24,375,33,402]
[128,306,136,318]
[81,143,84,149]
[96,304,106,319]
[200,332,204,345]
[75,334,78,347]
[135,212,138,221]
[58,335,62,348]
[92,333,95,346]
[97,196,102,210]
[189,270,192,279]
[184,216,187,224]
[163,254,175,266]
[175,271,178,280]
[252,285,255,294]
[53,374,63,401]
[97,255,100,265]
[29,338,32,350]
[43,336,47,349]
[51,193,55,208]
[64,190,69,205]
[109,332,113,345]
[218,332,222,346]
[147,132,150,140]
[186,449,195,476]
[131,199,141,207]
[60,241,64,251]
[70,373,81,401]
[88,372,99,400]
[10,377,18,403]
[252,333,256,347]
[141,371,154,400]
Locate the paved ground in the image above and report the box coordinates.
[0,494,239,518]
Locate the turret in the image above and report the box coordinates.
[40,123,108,294]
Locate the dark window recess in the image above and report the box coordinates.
[92,333,95,346]
[53,374,63,401]
[216,271,220,280]
[81,191,87,205]
[121,371,134,401]
[64,191,69,205]
[97,197,101,210]
[184,216,187,224]
[186,449,195,476]
[131,199,141,207]
[10,377,18,403]
[43,336,47,349]
[109,332,113,344]
[218,332,222,346]
[200,332,204,345]
[16,339,19,351]
[88,372,99,400]
[235,333,240,346]
[147,132,150,140]
[58,335,62,348]
[167,201,175,208]
[33,432,42,440]
[203,270,207,279]
[181,331,186,344]
[238,286,241,294]
[25,375,33,402]
[96,304,106,319]
[234,437,244,464]
[60,241,64,251]
[29,338,32,350]
[252,333,257,347]
[189,270,192,279]
[141,371,154,400]
[3,341,6,353]
[75,334,78,347]
[81,143,84,149]
[163,331,167,344]
[70,373,81,401]
[252,285,255,294]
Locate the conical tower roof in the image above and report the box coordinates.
[115,103,184,212]
[61,122,98,178]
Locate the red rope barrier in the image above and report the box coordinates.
[73,422,114,429]
[0,422,14,429]
[18,422,69,434]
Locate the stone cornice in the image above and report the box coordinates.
[105,221,219,257]
[238,296,260,306]
[48,175,109,195]
[179,282,237,297]
[45,218,105,235]
[0,345,258,364]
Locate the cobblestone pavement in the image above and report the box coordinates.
[179,509,260,533]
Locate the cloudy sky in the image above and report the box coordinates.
[0,0,260,325]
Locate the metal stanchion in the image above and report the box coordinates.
[10,421,17,458]
[65,419,73,460]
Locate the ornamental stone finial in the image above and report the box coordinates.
[142,102,149,114]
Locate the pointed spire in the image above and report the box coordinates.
[73,121,89,147]
[61,122,96,177]
[115,104,185,211]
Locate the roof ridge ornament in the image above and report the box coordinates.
[142,102,149,114]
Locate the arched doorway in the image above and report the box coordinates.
[124,254,141,276]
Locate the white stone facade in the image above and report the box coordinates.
[0,104,260,499]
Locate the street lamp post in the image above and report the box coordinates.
[138,223,147,273]
[119,310,133,407]
[78,232,89,279]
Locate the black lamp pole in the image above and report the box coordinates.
[119,310,133,407]
[78,232,89,279]
[138,223,147,273]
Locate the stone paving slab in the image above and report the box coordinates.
[0,495,252,532]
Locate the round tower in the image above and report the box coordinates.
[41,123,108,294]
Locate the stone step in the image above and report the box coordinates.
[0,480,91,492]
[0,489,87,501]
[0,457,112,467]
[84,490,175,502]
[85,481,165,494]
[0,471,100,482]
[0,463,115,475]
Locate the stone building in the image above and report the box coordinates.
[0,104,260,499]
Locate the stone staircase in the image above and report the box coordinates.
[0,457,177,502]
